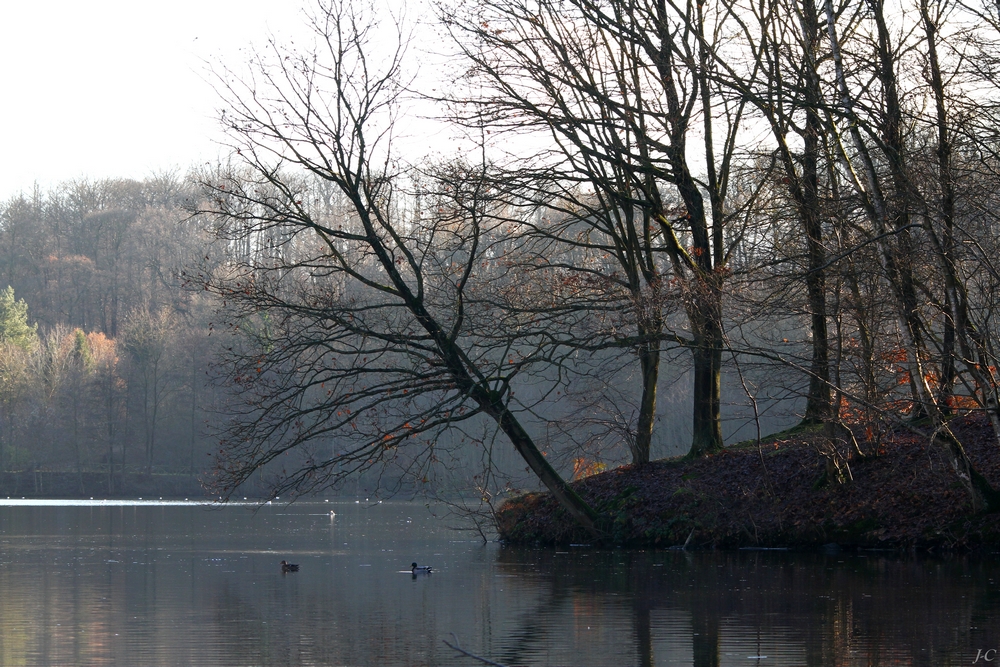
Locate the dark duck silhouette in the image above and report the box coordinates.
[280,560,300,573]
[411,562,432,573]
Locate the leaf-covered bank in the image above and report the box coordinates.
[497,414,1000,550]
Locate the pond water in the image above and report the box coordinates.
[0,499,998,666]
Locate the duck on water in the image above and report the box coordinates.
[280,560,300,573]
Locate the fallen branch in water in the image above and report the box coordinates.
[443,633,509,667]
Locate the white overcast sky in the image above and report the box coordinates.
[0,0,319,200]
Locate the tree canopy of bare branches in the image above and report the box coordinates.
[195,0,604,532]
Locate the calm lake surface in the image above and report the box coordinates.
[0,500,998,666]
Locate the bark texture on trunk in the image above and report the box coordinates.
[690,295,724,457]
[633,339,659,464]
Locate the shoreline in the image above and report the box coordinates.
[496,414,1000,551]
[0,471,205,500]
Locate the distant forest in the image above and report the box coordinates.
[0,168,802,499]
[0,177,218,492]
[8,0,1000,519]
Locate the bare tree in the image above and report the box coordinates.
[443,0,755,458]
[123,307,174,475]
[195,0,602,533]
[88,331,125,492]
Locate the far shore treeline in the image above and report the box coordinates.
[6,0,1000,540]
[0,178,215,497]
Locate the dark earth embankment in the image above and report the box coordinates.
[497,414,1000,550]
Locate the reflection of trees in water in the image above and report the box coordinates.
[492,549,692,666]
[493,549,998,666]
[3,510,999,667]
[206,577,358,667]
[204,576,352,667]
[198,556,460,667]
[206,582,273,665]
[634,601,654,667]
[483,574,577,667]
[496,550,726,666]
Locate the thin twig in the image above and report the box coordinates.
[443,633,509,667]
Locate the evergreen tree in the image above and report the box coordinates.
[0,286,36,350]
[72,329,93,370]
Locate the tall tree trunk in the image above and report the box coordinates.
[633,330,660,465]
[690,291,724,456]
[105,377,116,495]
[799,0,832,422]
[0,406,6,475]
[920,0,1000,438]
[650,0,727,458]
[825,0,1000,511]
[190,356,198,475]
[73,392,85,495]
[392,231,606,536]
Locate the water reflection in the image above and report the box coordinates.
[491,547,1000,666]
[0,502,997,666]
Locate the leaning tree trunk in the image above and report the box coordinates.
[396,248,606,536]
[480,388,603,534]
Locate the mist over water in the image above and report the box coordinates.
[0,501,996,666]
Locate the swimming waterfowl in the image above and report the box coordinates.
[411,562,432,573]
[280,560,300,573]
